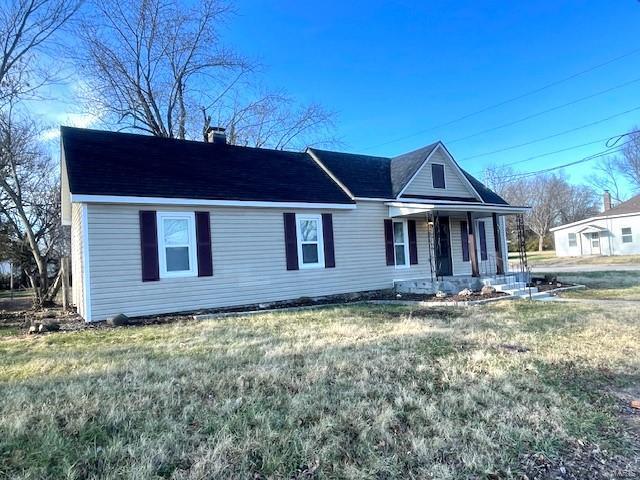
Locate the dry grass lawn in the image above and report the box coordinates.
[509,250,640,267]
[557,271,640,300]
[1,302,639,479]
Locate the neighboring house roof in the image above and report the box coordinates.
[61,127,354,204]
[62,126,507,206]
[603,194,640,216]
[550,194,640,232]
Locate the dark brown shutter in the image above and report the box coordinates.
[283,213,299,270]
[408,219,418,265]
[322,213,335,268]
[195,211,213,277]
[479,220,488,260]
[139,210,159,282]
[460,220,469,262]
[384,219,395,266]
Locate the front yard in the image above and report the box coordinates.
[509,250,640,267]
[1,299,639,479]
[556,271,640,300]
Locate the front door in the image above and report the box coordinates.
[590,232,601,255]
[434,216,453,276]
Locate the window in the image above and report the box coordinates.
[460,220,469,262]
[296,215,324,268]
[393,220,409,267]
[157,212,197,278]
[568,233,577,247]
[591,232,600,248]
[478,221,488,260]
[622,227,633,243]
[432,164,445,189]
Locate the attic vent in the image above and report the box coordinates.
[206,126,226,144]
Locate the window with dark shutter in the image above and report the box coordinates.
[479,221,488,261]
[432,164,445,189]
[322,213,335,268]
[461,220,469,262]
[408,220,418,265]
[384,219,395,266]
[283,213,299,270]
[195,211,213,276]
[139,210,160,282]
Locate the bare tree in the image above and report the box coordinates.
[615,128,640,191]
[76,0,248,139]
[0,110,62,305]
[556,183,599,224]
[0,0,80,103]
[587,156,627,204]
[203,90,338,150]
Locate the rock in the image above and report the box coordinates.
[28,325,39,334]
[395,293,402,299]
[458,288,474,297]
[39,320,60,333]
[435,290,447,299]
[481,285,497,296]
[106,313,130,326]
[631,400,640,410]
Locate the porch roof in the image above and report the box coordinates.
[386,201,529,218]
[577,224,607,234]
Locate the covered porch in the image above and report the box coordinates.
[387,201,529,293]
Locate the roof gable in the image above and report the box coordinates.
[389,142,439,196]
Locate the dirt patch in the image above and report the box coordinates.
[519,438,639,479]
[402,307,467,321]
[385,291,509,302]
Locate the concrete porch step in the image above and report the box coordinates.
[504,287,539,296]
[493,282,527,292]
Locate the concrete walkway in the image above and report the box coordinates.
[531,264,640,273]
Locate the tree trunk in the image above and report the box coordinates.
[538,235,544,252]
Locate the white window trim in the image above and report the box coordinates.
[157,211,198,278]
[393,219,410,269]
[568,232,577,247]
[431,162,446,189]
[296,214,325,269]
[621,227,633,243]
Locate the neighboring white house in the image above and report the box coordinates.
[60,126,527,322]
[551,192,640,257]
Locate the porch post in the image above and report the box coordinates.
[467,212,479,277]
[492,213,504,274]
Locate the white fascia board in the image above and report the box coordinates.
[81,204,93,322]
[306,149,355,199]
[70,194,357,210]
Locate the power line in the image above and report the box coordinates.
[361,47,640,151]
[499,142,632,182]
[446,76,640,144]
[459,106,640,161]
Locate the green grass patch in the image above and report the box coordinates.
[555,271,640,300]
[1,302,638,479]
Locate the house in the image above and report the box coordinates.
[551,191,640,257]
[60,126,528,321]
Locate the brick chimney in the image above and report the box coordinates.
[603,190,612,211]
[206,126,227,144]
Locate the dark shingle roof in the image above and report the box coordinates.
[307,149,393,198]
[389,143,439,196]
[604,194,640,215]
[61,127,354,204]
[461,170,508,205]
[62,127,508,207]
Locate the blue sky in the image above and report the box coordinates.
[37,0,640,195]
[222,0,640,192]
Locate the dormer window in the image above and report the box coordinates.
[432,163,445,189]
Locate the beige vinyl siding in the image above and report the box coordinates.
[402,149,477,199]
[84,201,433,320]
[70,203,85,316]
